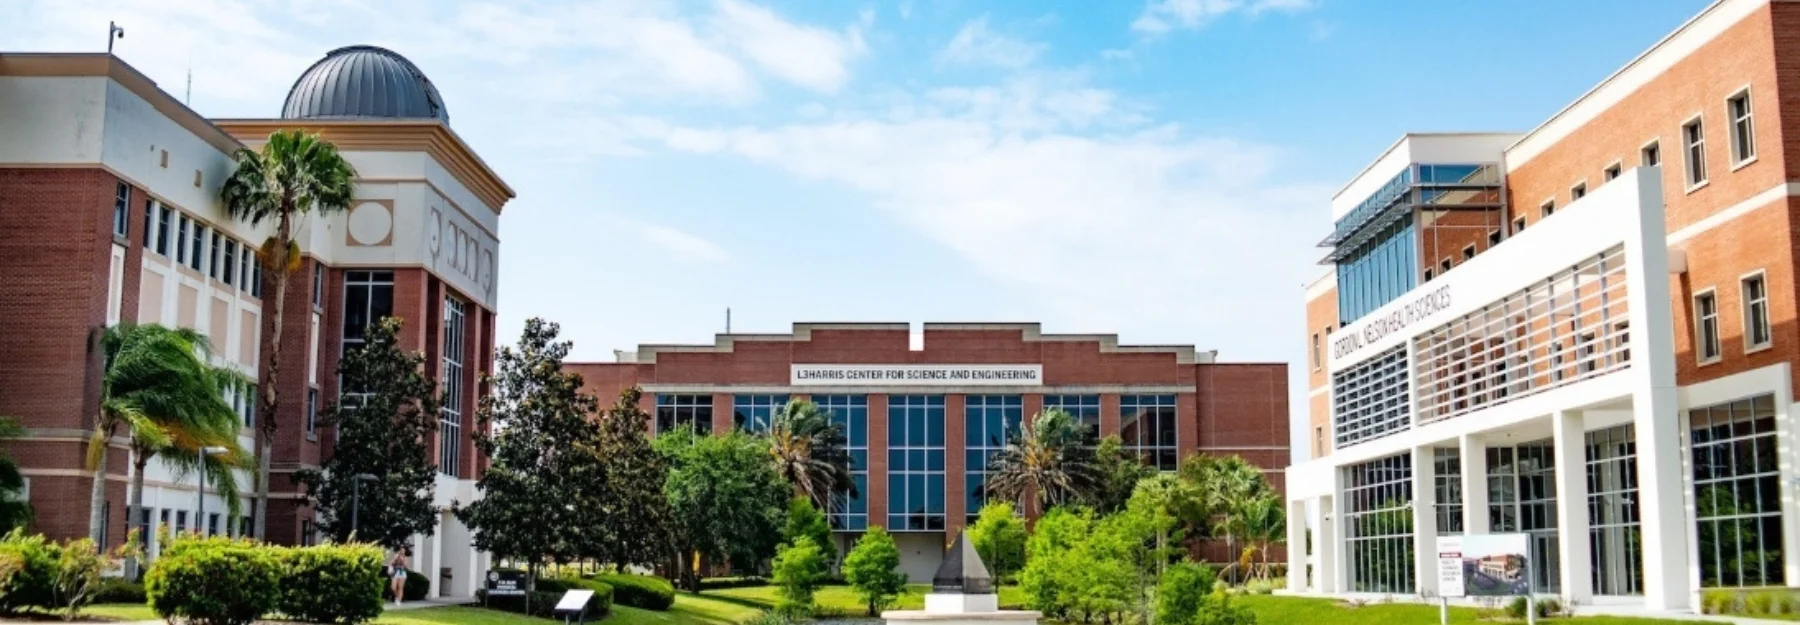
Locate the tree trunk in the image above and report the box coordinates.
[124,450,152,579]
[87,425,110,543]
[255,211,294,541]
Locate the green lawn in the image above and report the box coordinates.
[1235,595,1714,625]
[706,583,1030,617]
[72,603,158,622]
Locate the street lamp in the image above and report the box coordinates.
[351,474,378,539]
[195,446,228,536]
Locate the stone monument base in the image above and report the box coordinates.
[883,593,1040,625]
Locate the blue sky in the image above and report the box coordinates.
[9,0,1711,453]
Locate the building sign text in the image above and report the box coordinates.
[790,364,1043,386]
[1333,285,1452,361]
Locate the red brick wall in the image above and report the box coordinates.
[1304,285,1336,458]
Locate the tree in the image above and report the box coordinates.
[221,129,356,539]
[1116,486,1182,624]
[657,430,789,591]
[1020,507,1092,619]
[773,539,826,614]
[456,319,599,573]
[1157,563,1255,625]
[1084,436,1152,514]
[0,418,33,534]
[844,527,906,616]
[1128,474,1196,578]
[784,497,834,561]
[295,317,439,549]
[1178,454,1271,578]
[985,409,1096,510]
[968,502,1025,585]
[1237,494,1285,580]
[579,387,671,570]
[88,324,241,543]
[767,400,856,510]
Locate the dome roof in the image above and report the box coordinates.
[282,45,449,124]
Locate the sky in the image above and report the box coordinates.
[6,0,1714,459]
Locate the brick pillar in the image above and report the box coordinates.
[1178,391,1200,459]
[867,395,889,528]
[1100,394,1122,438]
[1022,394,1043,424]
[712,393,734,434]
[944,394,966,541]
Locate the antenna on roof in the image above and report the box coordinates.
[185,66,192,106]
[726,308,732,334]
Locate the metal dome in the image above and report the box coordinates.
[282,45,449,124]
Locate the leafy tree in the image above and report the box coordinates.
[1115,488,1182,624]
[985,409,1096,509]
[1021,507,1092,619]
[968,502,1026,585]
[456,319,599,573]
[784,497,834,561]
[221,129,356,538]
[1157,563,1255,625]
[295,317,439,549]
[1128,474,1196,577]
[579,387,672,570]
[1084,436,1152,514]
[772,540,826,615]
[767,400,856,510]
[1178,454,1271,579]
[88,324,242,543]
[0,418,29,533]
[844,527,906,616]
[657,430,789,591]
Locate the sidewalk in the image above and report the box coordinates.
[1273,590,1794,624]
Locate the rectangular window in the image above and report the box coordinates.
[1042,394,1101,442]
[1690,395,1784,588]
[340,270,395,403]
[1513,216,1527,234]
[1334,345,1410,448]
[209,231,222,279]
[176,510,188,535]
[175,215,190,265]
[1578,332,1598,374]
[731,394,788,432]
[142,199,153,250]
[188,224,206,272]
[1314,426,1325,457]
[1728,90,1755,165]
[1743,274,1771,350]
[313,264,324,305]
[1571,182,1586,201]
[816,395,869,530]
[207,513,219,537]
[1439,258,1451,274]
[1642,141,1661,167]
[1684,117,1708,187]
[1424,268,1434,282]
[1488,230,1501,247]
[1696,290,1721,362]
[246,384,257,428]
[154,204,170,256]
[1540,200,1555,219]
[222,241,237,286]
[1311,333,1321,371]
[886,395,945,531]
[305,388,317,436]
[440,297,467,477]
[1120,394,1178,470]
[252,262,262,298]
[1434,448,1463,536]
[1587,424,1645,595]
[1344,453,1415,593]
[1462,245,1476,261]
[113,183,130,238]
[964,395,1023,523]
[1604,163,1622,181]
[655,394,712,434]
[239,250,253,293]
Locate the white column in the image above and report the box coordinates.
[1412,446,1438,596]
[429,518,446,599]
[1311,498,1334,592]
[1460,435,1490,535]
[1332,472,1350,594]
[1620,168,1688,611]
[1552,410,1592,604]
[1767,365,1800,591]
[1288,499,1309,591]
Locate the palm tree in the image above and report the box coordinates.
[1178,454,1270,582]
[221,129,356,539]
[766,400,857,510]
[87,324,242,543]
[122,360,248,577]
[0,417,31,533]
[1237,493,1285,580]
[984,408,1096,509]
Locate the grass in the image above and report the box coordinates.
[705,582,1030,617]
[1235,595,1714,625]
[369,589,769,625]
[68,603,158,622]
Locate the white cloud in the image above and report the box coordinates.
[937,18,1045,69]
[1132,0,1316,33]
[710,0,865,93]
[607,216,732,264]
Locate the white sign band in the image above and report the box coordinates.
[790,364,1043,386]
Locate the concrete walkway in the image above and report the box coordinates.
[1272,590,1791,624]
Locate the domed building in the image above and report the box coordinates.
[281,45,451,124]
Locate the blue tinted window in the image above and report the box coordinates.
[887,395,946,531]
[731,394,788,433]
[964,395,1023,523]
[1120,394,1179,471]
[817,395,869,530]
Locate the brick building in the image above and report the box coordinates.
[0,47,506,598]
[1289,0,1800,612]
[569,322,1288,581]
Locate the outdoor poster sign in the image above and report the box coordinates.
[1437,533,1530,597]
[486,568,529,597]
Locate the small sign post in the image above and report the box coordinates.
[554,590,595,625]
[1436,533,1532,625]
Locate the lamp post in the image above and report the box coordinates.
[195,446,228,536]
[107,21,124,54]
[351,473,378,539]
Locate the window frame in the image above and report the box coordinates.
[1603,160,1622,182]
[1487,230,1501,247]
[1513,216,1527,235]
[1695,288,1722,365]
[1439,258,1451,274]
[1461,244,1476,262]
[1682,113,1709,191]
[1726,86,1757,169]
[1741,270,1772,353]
[1539,199,1555,219]
[1311,332,1322,371]
[1570,180,1587,201]
[113,183,131,239]
[1641,138,1662,168]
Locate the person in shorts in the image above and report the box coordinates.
[389,549,410,604]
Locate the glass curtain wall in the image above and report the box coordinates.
[1485,443,1561,593]
[1587,425,1644,596]
[732,394,789,432]
[1690,395,1785,587]
[1345,454,1415,593]
[964,395,1023,523]
[887,395,945,531]
[817,395,869,531]
[1434,448,1463,535]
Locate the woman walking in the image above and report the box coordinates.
[389,548,410,605]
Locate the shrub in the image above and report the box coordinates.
[772,540,826,614]
[145,535,280,625]
[274,543,385,624]
[699,576,769,590]
[1506,596,1559,619]
[745,610,797,625]
[91,578,146,604]
[1156,563,1216,625]
[0,530,61,614]
[592,573,674,611]
[479,578,611,620]
[843,527,906,617]
[403,568,430,601]
[1243,578,1275,595]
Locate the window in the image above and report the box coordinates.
[1540,200,1555,219]
[1728,90,1755,165]
[964,395,1023,523]
[887,395,945,531]
[1587,424,1644,596]
[655,394,712,434]
[252,262,262,298]
[154,203,170,256]
[1120,394,1178,470]
[1642,140,1661,167]
[174,215,190,265]
[142,199,153,250]
[188,224,205,272]
[209,231,222,279]
[1439,258,1451,274]
[1578,332,1598,374]
[1604,163,1622,181]
[1433,448,1463,535]
[1344,454,1414,593]
[207,513,219,537]
[341,271,395,403]
[312,264,324,305]
[1311,333,1322,371]
[246,384,257,428]
[440,297,467,477]
[1313,426,1325,457]
[239,251,253,293]
[1488,230,1501,247]
[300,520,315,547]
[1690,395,1784,588]
[113,183,130,237]
[1043,394,1101,441]
[176,510,189,535]
[816,395,869,530]
[304,387,317,436]
[731,394,788,432]
[1684,117,1708,187]
[1487,443,1563,592]
[1424,268,1434,282]
[1743,274,1771,350]
[1571,182,1586,201]
[1513,216,1527,234]
[1696,290,1721,362]
[1333,345,1410,448]
[1462,245,1476,261]
[222,240,236,286]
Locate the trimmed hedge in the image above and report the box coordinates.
[479,578,612,619]
[403,568,430,601]
[91,578,147,604]
[274,544,385,624]
[591,573,674,611]
[145,536,280,625]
